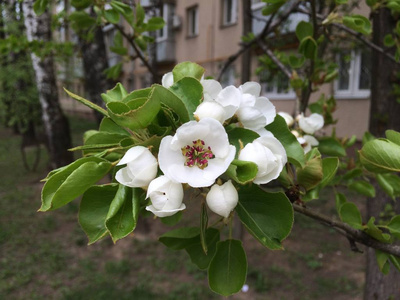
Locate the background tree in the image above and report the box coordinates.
[23,0,73,168]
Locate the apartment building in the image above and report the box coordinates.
[78,0,370,139]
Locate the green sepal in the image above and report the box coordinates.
[225,159,258,185]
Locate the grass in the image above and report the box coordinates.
[0,115,365,300]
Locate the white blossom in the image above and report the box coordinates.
[278,112,294,127]
[298,135,319,153]
[206,180,238,218]
[194,101,226,124]
[237,82,276,131]
[145,176,185,217]
[116,146,158,188]
[298,113,324,134]
[239,136,287,184]
[158,118,236,188]
[161,72,174,88]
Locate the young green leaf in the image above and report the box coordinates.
[79,184,119,244]
[101,83,128,103]
[208,240,247,296]
[318,137,346,157]
[236,185,294,250]
[225,159,258,185]
[185,228,220,270]
[159,227,201,250]
[172,61,205,82]
[339,202,363,229]
[335,193,347,213]
[360,138,400,173]
[295,21,314,41]
[343,15,372,35]
[169,77,203,120]
[64,88,109,117]
[348,181,376,197]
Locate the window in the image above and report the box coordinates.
[259,70,295,99]
[187,6,199,37]
[334,50,371,98]
[103,24,120,67]
[156,3,173,42]
[222,0,237,26]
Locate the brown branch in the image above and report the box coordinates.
[293,204,400,257]
[296,7,399,65]
[256,39,292,79]
[113,23,158,79]
[217,0,302,81]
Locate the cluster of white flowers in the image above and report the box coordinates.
[278,111,324,153]
[116,72,288,219]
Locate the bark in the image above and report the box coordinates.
[78,8,114,124]
[365,7,400,300]
[23,0,73,168]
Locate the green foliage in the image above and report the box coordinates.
[342,15,372,35]
[360,137,400,172]
[226,160,258,184]
[208,240,247,296]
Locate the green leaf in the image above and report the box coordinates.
[123,87,152,102]
[343,15,372,35]
[99,118,130,136]
[387,1,400,12]
[387,215,400,235]
[342,168,363,181]
[104,63,123,80]
[339,202,363,229]
[156,84,192,124]
[335,193,347,213]
[262,1,285,16]
[33,0,49,15]
[64,88,109,117]
[145,17,165,31]
[104,8,120,24]
[107,87,161,130]
[159,227,200,250]
[295,21,314,41]
[365,217,391,242]
[320,157,339,187]
[106,185,141,243]
[236,185,294,250]
[335,0,348,4]
[79,184,118,244]
[360,138,400,173]
[225,160,258,185]
[348,181,376,197]
[265,115,305,168]
[169,77,203,120]
[288,54,305,68]
[298,37,317,59]
[208,240,247,296]
[200,202,209,254]
[227,127,260,155]
[386,130,400,146]
[376,174,395,199]
[185,228,220,270]
[40,157,112,211]
[296,150,323,191]
[389,255,400,272]
[101,83,128,104]
[160,211,183,226]
[172,62,205,82]
[69,11,96,30]
[318,137,346,157]
[375,250,391,275]
[71,0,92,10]
[136,3,145,26]
[378,173,400,197]
[384,34,396,47]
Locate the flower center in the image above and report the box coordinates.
[181,139,214,169]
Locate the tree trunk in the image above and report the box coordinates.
[365,7,400,300]
[78,8,114,124]
[23,0,73,168]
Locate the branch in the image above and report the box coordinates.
[217,0,302,81]
[256,39,292,79]
[113,23,158,79]
[296,7,399,65]
[293,204,400,257]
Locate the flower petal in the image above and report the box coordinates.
[146,203,186,218]
[162,72,174,88]
[240,81,261,97]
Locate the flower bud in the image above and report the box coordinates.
[206,180,238,218]
[298,113,324,134]
[116,146,158,188]
[146,176,185,217]
[278,112,294,127]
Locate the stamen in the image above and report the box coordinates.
[181,139,214,169]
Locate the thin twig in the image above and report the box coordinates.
[293,204,400,257]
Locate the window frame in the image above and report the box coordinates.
[258,70,296,100]
[186,5,199,38]
[221,0,238,27]
[334,50,371,99]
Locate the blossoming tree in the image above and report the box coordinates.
[40,61,400,296]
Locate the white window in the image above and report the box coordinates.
[187,6,199,37]
[334,50,371,98]
[156,3,173,42]
[222,0,237,26]
[103,24,120,67]
[259,70,296,100]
